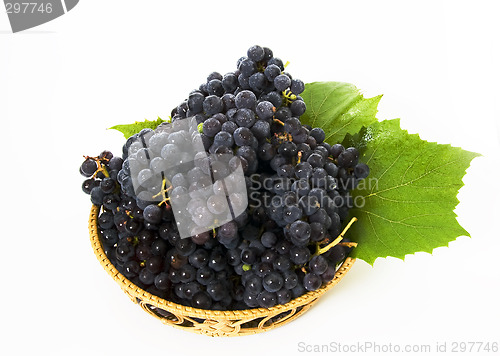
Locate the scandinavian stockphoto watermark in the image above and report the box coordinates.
[297,341,499,353]
[247,174,378,210]
[4,0,79,33]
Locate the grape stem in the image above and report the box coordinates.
[282,89,297,104]
[297,151,302,164]
[85,155,110,178]
[315,217,358,255]
[154,178,172,207]
[339,242,358,248]
[97,162,110,178]
[273,118,285,126]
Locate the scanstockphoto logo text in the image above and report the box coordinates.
[297,341,499,353]
[3,0,79,33]
[247,175,379,210]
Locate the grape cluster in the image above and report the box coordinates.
[117,118,247,239]
[80,45,369,310]
[80,151,124,208]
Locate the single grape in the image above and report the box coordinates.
[80,158,98,177]
[82,179,99,194]
[90,187,105,205]
[238,73,251,89]
[337,147,359,168]
[203,118,222,137]
[289,220,311,242]
[276,288,292,305]
[222,73,238,93]
[188,92,205,113]
[101,229,119,246]
[283,270,298,290]
[310,128,326,143]
[151,239,168,256]
[154,272,170,290]
[135,243,152,261]
[275,106,292,122]
[274,74,291,91]
[273,255,292,272]
[249,72,267,92]
[310,222,326,242]
[261,47,273,61]
[283,205,302,224]
[268,57,284,70]
[222,121,238,135]
[207,79,224,96]
[303,273,322,291]
[321,265,337,283]
[139,268,155,285]
[247,45,265,62]
[261,232,277,248]
[203,95,223,115]
[290,246,310,265]
[146,255,163,274]
[309,255,328,275]
[245,274,263,294]
[108,156,124,171]
[241,248,257,264]
[213,131,234,147]
[176,238,196,257]
[278,141,298,157]
[307,153,325,168]
[243,291,259,308]
[234,108,256,128]
[354,163,370,179]
[264,64,281,81]
[207,71,223,82]
[290,99,306,116]
[183,281,202,299]
[191,231,210,245]
[257,290,277,308]
[123,260,140,278]
[262,91,282,108]
[207,280,227,301]
[207,195,228,215]
[143,204,162,224]
[238,58,257,77]
[191,291,212,309]
[290,79,305,94]
[251,120,271,139]
[226,248,241,266]
[217,221,238,241]
[258,142,276,161]
[263,271,284,293]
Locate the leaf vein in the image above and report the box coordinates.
[370,158,462,196]
[361,210,439,229]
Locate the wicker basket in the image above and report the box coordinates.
[89,204,355,337]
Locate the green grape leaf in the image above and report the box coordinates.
[109,117,165,139]
[301,82,382,144]
[346,119,480,265]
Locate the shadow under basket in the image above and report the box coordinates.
[89,205,355,337]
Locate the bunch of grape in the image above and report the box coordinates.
[117,117,248,240]
[80,45,369,310]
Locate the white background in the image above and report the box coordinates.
[1,1,499,355]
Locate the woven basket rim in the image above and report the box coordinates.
[89,204,355,320]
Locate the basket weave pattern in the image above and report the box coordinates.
[89,205,355,336]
